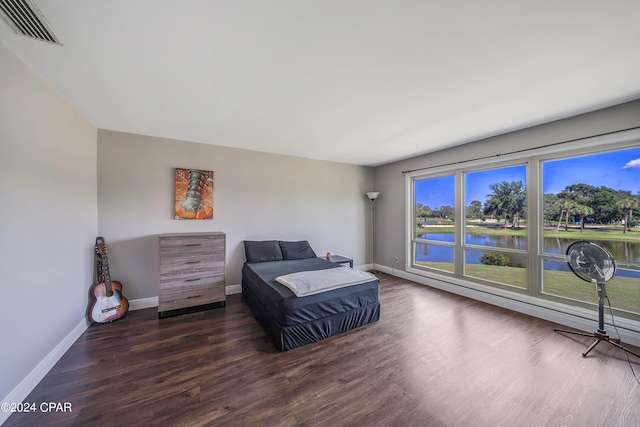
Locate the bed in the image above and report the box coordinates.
[241,240,380,351]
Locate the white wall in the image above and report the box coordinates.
[97,130,374,300]
[0,41,97,402]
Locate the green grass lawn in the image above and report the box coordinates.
[543,227,640,243]
[416,224,640,245]
[415,224,530,237]
[543,270,640,313]
[415,261,640,313]
[416,262,526,287]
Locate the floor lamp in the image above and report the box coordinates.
[366,192,379,273]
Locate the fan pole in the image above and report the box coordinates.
[554,280,640,359]
[596,283,606,335]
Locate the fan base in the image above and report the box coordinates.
[554,328,640,359]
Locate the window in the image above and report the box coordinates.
[541,147,640,315]
[413,175,455,273]
[407,130,640,320]
[464,165,527,289]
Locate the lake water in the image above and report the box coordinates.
[416,233,640,276]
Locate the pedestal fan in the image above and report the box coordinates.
[554,241,640,358]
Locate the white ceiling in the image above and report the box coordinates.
[2,1,640,166]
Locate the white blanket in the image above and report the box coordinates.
[276,267,376,297]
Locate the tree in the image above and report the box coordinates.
[591,186,619,224]
[572,204,594,233]
[545,184,640,228]
[616,196,639,233]
[415,203,431,223]
[556,185,596,231]
[631,195,640,228]
[440,205,454,221]
[543,193,560,226]
[484,181,526,228]
[564,183,597,202]
[467,200,483,220]
[555,198,578,232]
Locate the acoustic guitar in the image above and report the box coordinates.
[89,237,129,323]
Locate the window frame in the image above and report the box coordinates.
[408,159,533,293]
[405,128,640,323]
[536,144,640,316]
[461,163,530,292]
[410,172,457,276]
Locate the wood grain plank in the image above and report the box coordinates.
[5,272,640,426]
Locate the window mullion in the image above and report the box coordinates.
[528,158,540,297]
[455,170,464,277]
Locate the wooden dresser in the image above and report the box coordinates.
[158,232,226,318]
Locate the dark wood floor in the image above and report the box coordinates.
[6,273,640,426]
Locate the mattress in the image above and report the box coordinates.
[242,258,379,326]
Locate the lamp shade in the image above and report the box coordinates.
[366,192,379,201]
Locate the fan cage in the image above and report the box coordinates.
[566,241,616,283]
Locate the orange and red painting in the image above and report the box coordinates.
[175,168,214,220]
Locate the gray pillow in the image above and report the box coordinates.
[244,240,283,263]
[279,240,317,260]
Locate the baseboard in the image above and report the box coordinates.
[376,264,640,348]
[356,263,373,271]
[129,296,158,311]
[0,317,90,426]
[226,284,242,295]
[127,284,244,313]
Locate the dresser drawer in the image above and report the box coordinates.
[158,282,225,312]
[159,268,224,288]
[159,235,224,255]
[159,254,224,275]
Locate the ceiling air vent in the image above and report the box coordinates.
[0,0,62,45]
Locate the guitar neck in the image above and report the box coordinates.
[102,256,113,293]
[96,238,113,295]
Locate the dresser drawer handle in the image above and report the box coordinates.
[185,243,202,247]
[185,261,201,264]
[187,295,201,299]
[185,278,202,282]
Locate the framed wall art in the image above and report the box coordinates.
[175,168,214,220]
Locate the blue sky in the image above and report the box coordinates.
[543,148,640,195]
[415,147,640,209]
[415,175,455,208]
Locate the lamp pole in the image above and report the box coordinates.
[366,192,379,273]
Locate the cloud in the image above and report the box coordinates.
[622,158,640,170]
